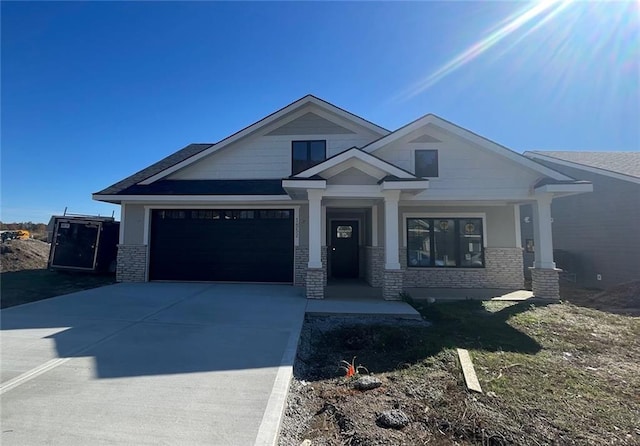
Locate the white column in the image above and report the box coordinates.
[119,203,126,245]
[307,190,323,268]
[532,194,555,269]
[383,191,401,270]
[371,204,378,247]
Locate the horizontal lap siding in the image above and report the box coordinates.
[535,161,640,288]
[168,135,378,180]
[373,126,539,196]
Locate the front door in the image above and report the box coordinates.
[330,220,359,278]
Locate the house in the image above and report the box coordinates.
[93,95,592,299]
[522,151,640,289]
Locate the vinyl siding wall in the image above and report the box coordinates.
[167,107,381,181]
[530,161,640,288]
[373,127,541,200]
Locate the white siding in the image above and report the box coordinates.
[122,204,146,245]
[169,134,377,180]
[374,127,541,197]
[168,104,381,180]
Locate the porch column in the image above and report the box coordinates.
[307,190,323,269]
[306,189,324,299]
[382,191,403,300]
[531,194,560,299]
[383,191,401,270]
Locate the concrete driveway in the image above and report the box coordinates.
[1,283,307,446]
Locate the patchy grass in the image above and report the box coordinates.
[281,300,640,445]
[1,269,116,308]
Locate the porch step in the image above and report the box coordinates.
[305,298,421,320]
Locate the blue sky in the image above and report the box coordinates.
[2,1,638,223]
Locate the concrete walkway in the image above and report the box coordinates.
[1,283,307,446]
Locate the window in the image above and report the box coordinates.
[407,217,484,268]
[336,225,353,238]
[292,140,326,174]
[415,150,438,177]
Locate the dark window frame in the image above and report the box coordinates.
[406,217,485,268]
[291,140,326,175]
[415,149,439,177]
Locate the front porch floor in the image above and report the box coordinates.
[404,288,534,301]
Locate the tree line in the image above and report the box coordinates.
[0,222,48,233]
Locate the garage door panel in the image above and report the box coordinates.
[149,209,293,282]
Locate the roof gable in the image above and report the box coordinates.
[265,111,356,135]
[138,95,389,185]
[292,147,416,180]
[362,114,573,181]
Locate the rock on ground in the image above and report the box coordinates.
[376,409,410,429]
[353,375,382,391]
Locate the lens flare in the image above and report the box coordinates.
[396,1,573,101]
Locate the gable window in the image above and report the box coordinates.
[292,140,326,175]
[415,150,438,177]
[407,217,484,268]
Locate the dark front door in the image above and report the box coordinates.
[330,220,359,278]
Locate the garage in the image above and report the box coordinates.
[149,209,294,282]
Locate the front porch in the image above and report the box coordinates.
[283,147,581,302]
[293,194,562,300]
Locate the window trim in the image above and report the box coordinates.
[403,212,487,268]
[291,140,327,175]
[414,149,439,178]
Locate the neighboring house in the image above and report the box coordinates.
[522,151,640,289]
[93,95,592,299]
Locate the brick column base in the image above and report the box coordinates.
[116,244,147,282]
[530,267,560,299]
[306,268,325,299]
[382,269,404,300]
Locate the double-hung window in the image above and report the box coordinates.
[407,217,484,268]
[292,140,326,175]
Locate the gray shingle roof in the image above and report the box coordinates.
[95,143,214,195]
[529,151,640,179]
[117,180,286,195]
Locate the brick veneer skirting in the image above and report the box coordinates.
[364,246,384,287]
[295,246,327,288]
[294,246,308,286]
[383,269,403,300]
[530,268,560,299]
[306,268,325,299]
[400,247,524,289]
[116,244,147,282]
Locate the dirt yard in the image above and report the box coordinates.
[280,285,640,445]
[0,238,50,272]
[0,238,115,308]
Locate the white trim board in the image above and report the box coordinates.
[362,115,573,181]
[294,147,415,179]
[139,96,389,185]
